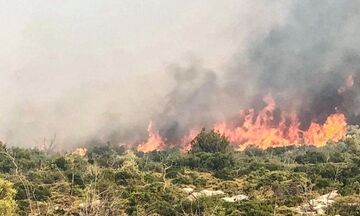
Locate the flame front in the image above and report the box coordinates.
[136,96,347,152]
[215,112,346,149]
[303,113,346,146]
[214,97,347,149]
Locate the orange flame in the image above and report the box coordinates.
[214,97,347,149]
[180,128,201,152]
[136,96,347,152]
[303,113,346,146]
[137,122,166,152]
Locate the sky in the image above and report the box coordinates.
[0,0,291,147]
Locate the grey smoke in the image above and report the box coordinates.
[0,0,359,149]
[156,0,360,142]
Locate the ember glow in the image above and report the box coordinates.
[135,95,347,152]
[72,147,88,157]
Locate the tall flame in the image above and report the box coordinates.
[136,122,166,152]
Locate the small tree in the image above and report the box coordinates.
[190,128,232,153]
[0,178,17,215]
[344,125,360,153]
[115,151,142,185]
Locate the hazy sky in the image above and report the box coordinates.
[0,0,290,147]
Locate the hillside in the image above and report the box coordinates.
[0,127,359,215]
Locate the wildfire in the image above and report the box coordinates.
[180,128,201,152]
[136,122,166,152]
[72,147,88,157]
[303,113,346,146]
[214,96,347,149]
[136,96,348,152]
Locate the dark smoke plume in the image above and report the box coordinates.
[155,0,360,143]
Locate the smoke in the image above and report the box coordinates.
[155,0,360,142]
[0,0,359,149]
[0,0,290,148]
[231,0,360,125]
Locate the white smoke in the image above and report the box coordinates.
[0,0,292,148]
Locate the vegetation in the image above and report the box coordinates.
[0,127,360,215]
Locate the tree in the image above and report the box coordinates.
[0,177,17,215]
[190,128,232,153]
[344,126,360,153]
[295,151,326,164]
[115,151,142,185]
